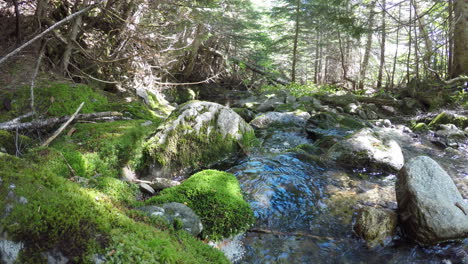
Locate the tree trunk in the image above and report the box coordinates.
[291,0,301,83]
[412,0,433,77]
[60,0,88,74]
[452,0,468,77]
[406,1,413,84]
[183,24,205,79]
[358,0,377,90]
[448,0,454,77]
[377,0,386,89]
[12,0,21,45]
[314,31,320,83]
[391,4,402,89]
[35,0,48,28]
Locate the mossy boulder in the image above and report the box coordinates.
[142,101,255,180]
[353,207,397,248]
[306,111,368,141]
[411,122,429,132]
[146,170,255,240]
[428,112,468,130]
[327,128,404,173]
[0,147,229,263]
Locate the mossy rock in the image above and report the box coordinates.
[353,207,397,248]
[146,170,255,240]
[142,101,255,180]
[428,112,468,130]
[0,146,228,263]
[412,122,429,132]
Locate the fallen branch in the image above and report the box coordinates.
[444,76,468,86]
[132,178,180,190]
[248,228,337,241]
[41,102,85,147]
[0,3,99,66]
[2,112,35,126]
[0,111,124,131]
[153,72,222,86]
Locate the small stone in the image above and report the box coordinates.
[0,239,24,264]
[139,183,155,195]
[18,197,27,204]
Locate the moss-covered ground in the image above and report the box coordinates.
[0,81,237,263]
[146,169,255,241]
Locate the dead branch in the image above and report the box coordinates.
[41,102,85,147]
[0,3,99,66]
[0,111,124,131]
[444,76,468,86]
[154,72,222,86]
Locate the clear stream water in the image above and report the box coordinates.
[218,119,468,264]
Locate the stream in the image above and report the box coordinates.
[208,93,468,263]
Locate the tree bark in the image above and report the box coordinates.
[391,4,402,89]
[377,0,386,89]
[452,0,468,77]
[358,0,377,90]
[448,0,454,77]
[183,24,206,79]
[412,0,434,76]
[291,0,301,83]
[61,0,88,74]
[12,0,21,45]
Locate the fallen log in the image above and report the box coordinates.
[0,111,124,131]
[41,102,84,147]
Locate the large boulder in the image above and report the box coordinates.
[305,112,368,141]
[396,156,468,245]
[138,203,203,236]
[142,101,254,180]
[353,207,398,248]
[327,128,404,173]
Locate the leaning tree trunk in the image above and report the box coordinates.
[377,0,386,89]
[291,0,301,83]
[60,0,89,74]
[183,24,206,79]
[358,0,377,90]
[452,0,468,77]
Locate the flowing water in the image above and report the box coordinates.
[218,118,468,264]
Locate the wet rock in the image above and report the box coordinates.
[233,108,256,123]
[428,112,468,130]
[353,207,398,248]
[142,101,254,180]
[0,237,23,264]
[327,128,404,173]
[396,156,468,245]
[138,203,203,236]
[305,112,367,141]
[256,97,285,112]
[250,111,310,129]
[430,124,467,148]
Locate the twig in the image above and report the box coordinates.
[41,102,85,147]
[0,3,99,66]
[58,151,77,177]
[248,228,337,241]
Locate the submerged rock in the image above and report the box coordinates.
[138,203,203,236]
[142,101,254,180]
[305,111,367,141]
[353,207,398,248]
[327,128,404,173]
[396,156,468,245]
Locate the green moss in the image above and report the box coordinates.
[0,150,229,263]
[146,170,254,240]
[51,120,158,180]
[412,122,429,132]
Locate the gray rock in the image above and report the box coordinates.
[433,124,467,148]
[396,156,468,245]
[353,207,398,248]
[149,178,180,190]
[327,128,404,173]
[256,97,285,112]
[42,248,69,264]
[232,108,256,123]
[0,238,23,264]
[381,105,396,114]
[250,111,310,130]
[345,103,359,114]
[286,95,297,104]
[138,203,203,236]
